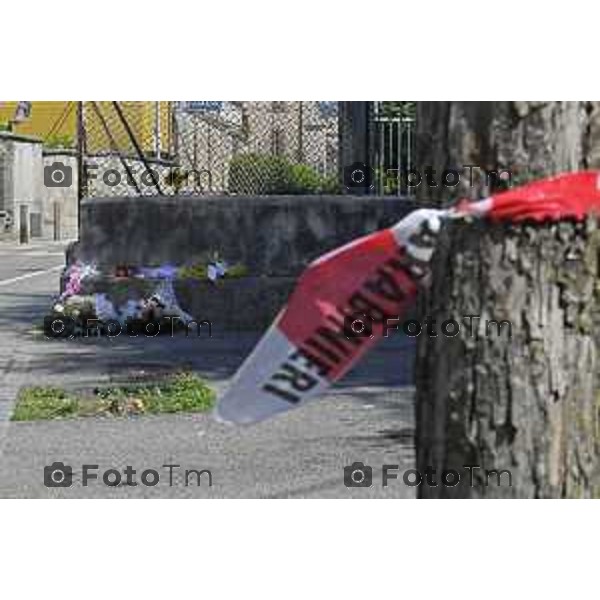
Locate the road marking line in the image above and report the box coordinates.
[0,265,63,287]
[0,251,66,257]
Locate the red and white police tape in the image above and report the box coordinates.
[216,171,600,425]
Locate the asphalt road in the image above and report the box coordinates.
[0,240,418,498]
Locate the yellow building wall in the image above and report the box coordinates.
[0,101,172,154]
[0,101,76,140]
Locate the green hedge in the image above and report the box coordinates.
[228,153,340,195]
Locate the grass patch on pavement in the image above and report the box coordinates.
[11,373,216,422]
[11,387,79,421]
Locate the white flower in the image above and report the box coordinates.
[207,264,218,281]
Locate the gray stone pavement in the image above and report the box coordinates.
[0,240,419,498]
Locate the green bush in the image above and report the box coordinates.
[228,153,340,195]
[288,163,322,194]
[228,153,291,195]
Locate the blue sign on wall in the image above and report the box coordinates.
[184,101,224,112]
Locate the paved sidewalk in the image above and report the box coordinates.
[0,241,419,498]
[0,356,30,422]
[1,328,418,498]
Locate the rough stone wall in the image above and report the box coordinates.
[76,195,419,275]
[72,194,422,330]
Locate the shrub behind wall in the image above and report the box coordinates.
[228,153,340,195]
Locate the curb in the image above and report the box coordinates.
[0,355,31,423]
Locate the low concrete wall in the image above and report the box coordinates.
[77,194,420,276]
[74,194,423,330]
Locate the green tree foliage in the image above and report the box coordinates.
[378,101,416,120]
